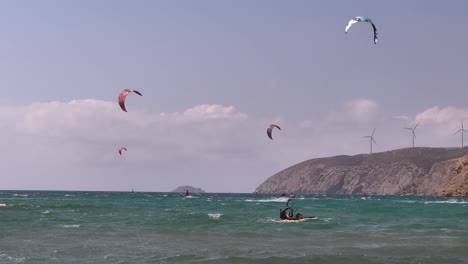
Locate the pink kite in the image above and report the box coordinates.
[118,147,128,155]
[118,89,142,112]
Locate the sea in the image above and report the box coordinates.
[0,191,467,264]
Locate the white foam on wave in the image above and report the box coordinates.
[64,194,75,197]
[424,199,468,205]
[208,213,222,219]
[0,253,26,262]
[13,194,28,197]
[62,224,80,228]
[0,204,6,207]
[396,200,417,203]
[42,210,50,214]
[266,217,308,223]
[245,197,290,203]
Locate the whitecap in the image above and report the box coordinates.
[62,224,80,228]
[424,199,468,204]
[245,197,290,203]
[208,213,222,219]
[64,194,75,197]
[42,210,50,214]
[0,253,25,262]
[0,204,6,207]
[267,218,309,223]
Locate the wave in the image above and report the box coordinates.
[62,224,80,228]
[245,197,290,203]
[208,213,222,219]
[0,203,6,207]
[0,253,25,263]
[266,217,311,223]
[424,199,468,205]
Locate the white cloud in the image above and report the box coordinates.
[299,119,314,128]
[183,104,248,120]
[300,98,379,127]
[2,100,251,158]
[392,115,409,121]
[415,106,468,125]
[345,99,379,123]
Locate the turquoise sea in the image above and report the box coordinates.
[0,191,467,263]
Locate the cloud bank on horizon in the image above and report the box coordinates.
[1,98,467,192]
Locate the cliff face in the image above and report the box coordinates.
[255,147,468,197]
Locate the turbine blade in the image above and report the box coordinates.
[404,127,412,130]
[372,138,377,144]
[371,128,376,137]
[456,129,462,134]
[414,123,420,129]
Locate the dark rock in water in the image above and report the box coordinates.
[255,147,468,197]
[171,185,205,193]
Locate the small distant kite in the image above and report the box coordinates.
[267,124,281,140]
[118,89,142,112]
[345,16,378,44]
[118,147,127,155]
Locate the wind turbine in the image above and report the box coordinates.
[363,128,376,154]
[455,120,468,148]
[405,123,419,148]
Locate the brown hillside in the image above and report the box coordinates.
[255,147,468,197]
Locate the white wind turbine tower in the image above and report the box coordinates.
[455,120,468,148]
[405,123,419,148]
[363,128,376,154]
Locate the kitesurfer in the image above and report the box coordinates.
[280,207,293,220]
[279,195,306,220]
[280,206,304,220]
[185,190,189,196]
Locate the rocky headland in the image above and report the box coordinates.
[255,147,468,197]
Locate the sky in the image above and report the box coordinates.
[1,0,468,192]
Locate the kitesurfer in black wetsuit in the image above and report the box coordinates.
[279,206,294,220]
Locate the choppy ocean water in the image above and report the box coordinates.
[0,191,467,263]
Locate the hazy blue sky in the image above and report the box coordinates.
[1,1,468,192]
